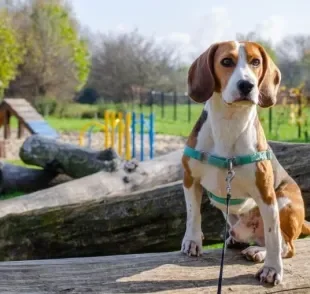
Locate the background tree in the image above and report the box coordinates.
[0,9,24,98]
[87,29,186,103]
[275,35,310,88]
[5,0,90,102]
[236,31,277,62]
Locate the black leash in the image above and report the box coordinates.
[217,193,231,294]
[217,160,235,294]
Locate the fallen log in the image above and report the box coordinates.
[19,135,122,178]
[0,239,309,293]
[0,162,72,195]
[0,141,309,261]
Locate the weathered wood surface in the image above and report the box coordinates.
[0,141,309,261]
[19,135,122,178]
[0,162,71,194]
[0,239,309,293]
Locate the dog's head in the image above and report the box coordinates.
[188,41,281,108]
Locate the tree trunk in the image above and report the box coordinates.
[0,163,71,195]
[0,141,309,261]
[19,135,122,178]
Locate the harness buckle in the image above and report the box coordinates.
[228,157,237,169]
[200,151,209,162]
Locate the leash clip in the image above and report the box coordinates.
[225,158,235,194]
[200,151,209,162]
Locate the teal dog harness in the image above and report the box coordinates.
[183,145,273,206]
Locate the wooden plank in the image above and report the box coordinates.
[0,99,45,135]
[25,121,58,138]
[0,112,4,129]
[0,239,308,293]
[3,110,10,139]
[4,98,31,105]
[0,140,5,158]
[17,120,25,138]
[14,109,43,116]
[9,105,40,113]
[18,114,44,121]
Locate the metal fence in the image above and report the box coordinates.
[100,89,310,142]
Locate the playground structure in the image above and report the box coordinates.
[79,110,155,161]
[0,98,58,158]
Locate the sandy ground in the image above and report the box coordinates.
[1,130,187,160]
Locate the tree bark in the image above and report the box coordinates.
[0,162,71,195]
[19,135,122,178]
[0,141,309,261]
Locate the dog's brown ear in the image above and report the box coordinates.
[188,43,220,103]
[257,43,281,108]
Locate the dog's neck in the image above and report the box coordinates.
[198,93,260,157]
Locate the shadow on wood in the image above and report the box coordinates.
[0,239,309,293]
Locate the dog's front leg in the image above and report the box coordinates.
[254,198,282,284]
[252,162,283,285]
[181,180,203,256]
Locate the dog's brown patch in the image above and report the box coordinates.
[213,42,239,92]
[182,110,208,188]
[255,116,276,205]
[277,179,305,248]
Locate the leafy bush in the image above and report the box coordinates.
[58,103,98,118]
[34,97,58,116]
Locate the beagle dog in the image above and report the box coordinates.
[181,41,310,285]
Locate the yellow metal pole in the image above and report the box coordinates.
[125,112,131,160]
[79,132,84,146]
[118,112,123,156]
[79,122,106,147]
[111,111,116,149]
[104,110,109,148]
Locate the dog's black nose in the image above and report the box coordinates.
[237,80,254,96]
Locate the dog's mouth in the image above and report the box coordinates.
[232,97,255,105]
[224,98,255,106]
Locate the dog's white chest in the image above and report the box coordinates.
[200,162,256,196]
[195,160,257,214]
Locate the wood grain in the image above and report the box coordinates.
[0,238,309,293]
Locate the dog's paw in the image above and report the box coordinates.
[255,266,283,285]
[241,246,266,263]
[181,234,203,257]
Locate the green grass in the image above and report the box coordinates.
[4,159,41,169]
[41,103,310,142]
[204,243,223,250]
[0,191,24,200]
[7,102,309,141]
[46,117,96,132]
[1,160,41,199]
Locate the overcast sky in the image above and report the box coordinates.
[71,0,309,61]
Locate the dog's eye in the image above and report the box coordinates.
[251,58,260,67]
[221,58,235,67]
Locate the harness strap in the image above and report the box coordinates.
[207,190,245,206]
[184,146,272,169]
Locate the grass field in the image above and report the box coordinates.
[46,103,310,142]
[6,103,310,142]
